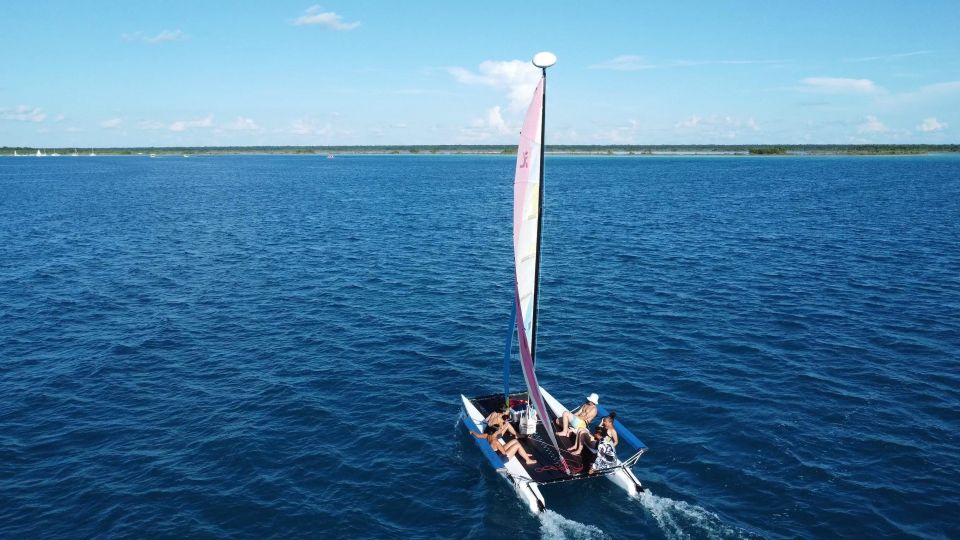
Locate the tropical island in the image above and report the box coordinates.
[2,144,958,156]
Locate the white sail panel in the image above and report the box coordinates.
[511,75,570,473]
[513,78,544,350]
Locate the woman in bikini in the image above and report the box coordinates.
[470,426,537,465]
[484,406,518,438]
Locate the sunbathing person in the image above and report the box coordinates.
[484,406,518,438]
[556,393,599,438]
[470,426,537,465]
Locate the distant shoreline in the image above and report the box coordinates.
[3,144,958,157]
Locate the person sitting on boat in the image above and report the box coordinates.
[484,405,518,439]
[589,412,620,474]
[469,426,537,465]
[556,393,599,438]
[566,425,598,456]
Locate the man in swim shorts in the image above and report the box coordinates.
[556,393,598,438]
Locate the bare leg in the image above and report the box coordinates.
[503,440,537,465]
[557,412,573,437]
[568,431,592,455]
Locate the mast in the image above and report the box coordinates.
[530,66,547,365]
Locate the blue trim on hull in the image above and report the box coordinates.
[461,409,507,470]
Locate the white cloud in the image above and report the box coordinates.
[448,59,540,109]
[589,55,656,71]
[675,115,759,131]
[483,106,511,135]
[844,50,932,62]
[137,120,165,130]
[672,115,760,141]
[675,115,703,128]
[595,120,644,144]
[800,77,879,94]
[222,116,259,131]
[1,105,46,122]
[289,118,333,136]
[916,117,947,132]
[457,106,517,142]
[591,56,786,71]
[294,6,359,30]
[879,80,960,106]
[123,30,188,44]
[100,117,124,129]
[857,115,888,134]
[169,114,213,132]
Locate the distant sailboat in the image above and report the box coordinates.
[36,149,44,157]
[13,150,18,157]
[149,153,157,158]
[89,150,96,156]
[72,149,79,157]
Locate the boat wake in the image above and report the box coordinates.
[636,490,755,539]
[539,510,606,539]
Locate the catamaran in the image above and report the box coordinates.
[460,52,647,514]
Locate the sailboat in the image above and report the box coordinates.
[460,52,647,514]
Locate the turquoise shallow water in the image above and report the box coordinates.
[1,155,958,538]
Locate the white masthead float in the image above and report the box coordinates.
[461,52,648,514]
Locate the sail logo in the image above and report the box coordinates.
[519,150,530,169]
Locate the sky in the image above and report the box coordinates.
[2,1,958,147]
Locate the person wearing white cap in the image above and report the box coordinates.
[556,393,599,438]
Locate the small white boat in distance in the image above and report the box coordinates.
[13,150,18,156]
[327,154,335,159]
[89,151,96,156]
[149,154,157,158]
[36,149,45,157]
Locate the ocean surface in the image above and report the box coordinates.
[1,154,958,539]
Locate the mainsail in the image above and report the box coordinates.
[513,73,569,472]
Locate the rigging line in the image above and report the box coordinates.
[502,301,516,408]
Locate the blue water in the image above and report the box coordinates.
[1,155,958,539]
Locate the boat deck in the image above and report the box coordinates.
[469,392,600,484]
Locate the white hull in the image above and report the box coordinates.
[539,386,643,496]
[461,395,545,514]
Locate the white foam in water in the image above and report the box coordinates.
[539,510,607,540]
[636,490,752,540]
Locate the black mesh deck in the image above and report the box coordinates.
[469,392,600,484]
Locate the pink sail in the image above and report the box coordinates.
[512,76,568,472]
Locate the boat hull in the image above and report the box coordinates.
[460,395,545,514]
[538,387,643,496]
